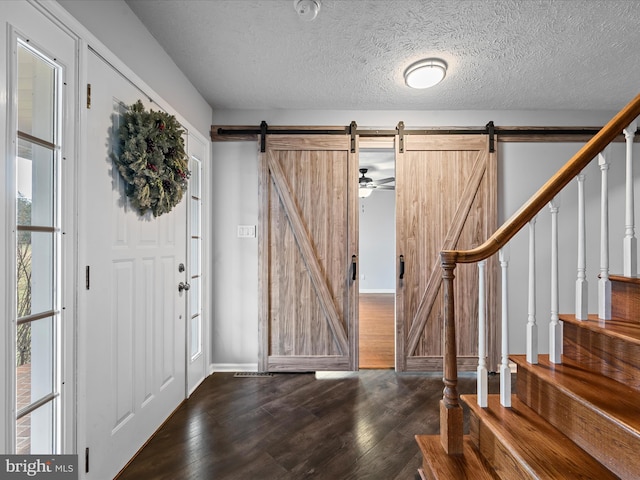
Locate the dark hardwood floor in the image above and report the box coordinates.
[117,370,501,480]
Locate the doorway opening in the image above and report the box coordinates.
[358,147,396,369]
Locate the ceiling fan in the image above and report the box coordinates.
[359,168,394,197]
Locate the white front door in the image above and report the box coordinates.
[80,51,187,479]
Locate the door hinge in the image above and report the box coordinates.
[85,447,90,473]
[86,266,90,290]
[87,83,91,109]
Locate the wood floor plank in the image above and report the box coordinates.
[116,370,500,480]
[359,293,395,368]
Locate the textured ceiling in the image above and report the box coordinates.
[125,0,640,111]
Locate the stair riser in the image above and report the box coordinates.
[611,277,640,322]
[563,321,640,391]
[469,411,536,480]
[517,366,640,479]
[416,435,498,480]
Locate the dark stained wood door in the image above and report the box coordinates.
[259,135,358,371]
[395,135,498,372]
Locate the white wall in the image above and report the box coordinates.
[500,140,634,353]
[211,108,638,367]
[210,141,259,367]
[57,0,211,137]
[359,191,395,292]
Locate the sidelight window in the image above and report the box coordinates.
[14,39,62,455]
[189,155,203,361]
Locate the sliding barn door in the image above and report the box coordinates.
[396,135,497,372]
[259,135,358,372]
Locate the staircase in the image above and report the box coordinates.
[417,276,640,479]
[415,92,640,480]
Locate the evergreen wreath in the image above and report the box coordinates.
[115,100,190,217]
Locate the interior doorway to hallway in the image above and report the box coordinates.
[357,147,396,369]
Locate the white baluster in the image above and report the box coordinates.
[549,196,562,364]
[576,173,588,320]
[499,247,511,407]
[599,150,612,320]
[477,259,488,408]
[527,217,538,364]
[624,120,637,277]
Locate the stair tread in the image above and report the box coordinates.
[511,354,640,436]
[610,274,640,285]
[415,435,498,480]
[559,313,640,346]
[463,394,618,479]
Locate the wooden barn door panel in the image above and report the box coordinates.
[396,135,497,372]
[259,135,358,372]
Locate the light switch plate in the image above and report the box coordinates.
[237,225,256,238]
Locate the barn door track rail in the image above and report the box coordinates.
[212,122,638,153]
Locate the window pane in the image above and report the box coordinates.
[16,401,55,455]
[189,157,200,197]
[16,316,55,403]
[190,198,200,237]
[16,410,31,454]
[190,313,202,360]
[17,139,55,228]
[190,238,200,276]
[17,231,55,316]
[16,326,33,411]
[190,276,200,319]
[18,44,55,144]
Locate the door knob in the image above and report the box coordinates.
[178,281,191,292]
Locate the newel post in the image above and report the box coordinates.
[440,251,463,455]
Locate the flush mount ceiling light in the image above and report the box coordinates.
[294,0,321,21]
[404,58,447,89]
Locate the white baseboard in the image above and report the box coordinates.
[359,289,395,294]
[210,363,259,372]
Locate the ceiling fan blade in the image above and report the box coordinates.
[375,177,395,185]
[375,185,395,190]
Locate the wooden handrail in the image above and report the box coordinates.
[438,92,640,456]
[442,92,640,265]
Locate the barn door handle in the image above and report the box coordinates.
[351,255,357,281]
[399,255,405,279]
